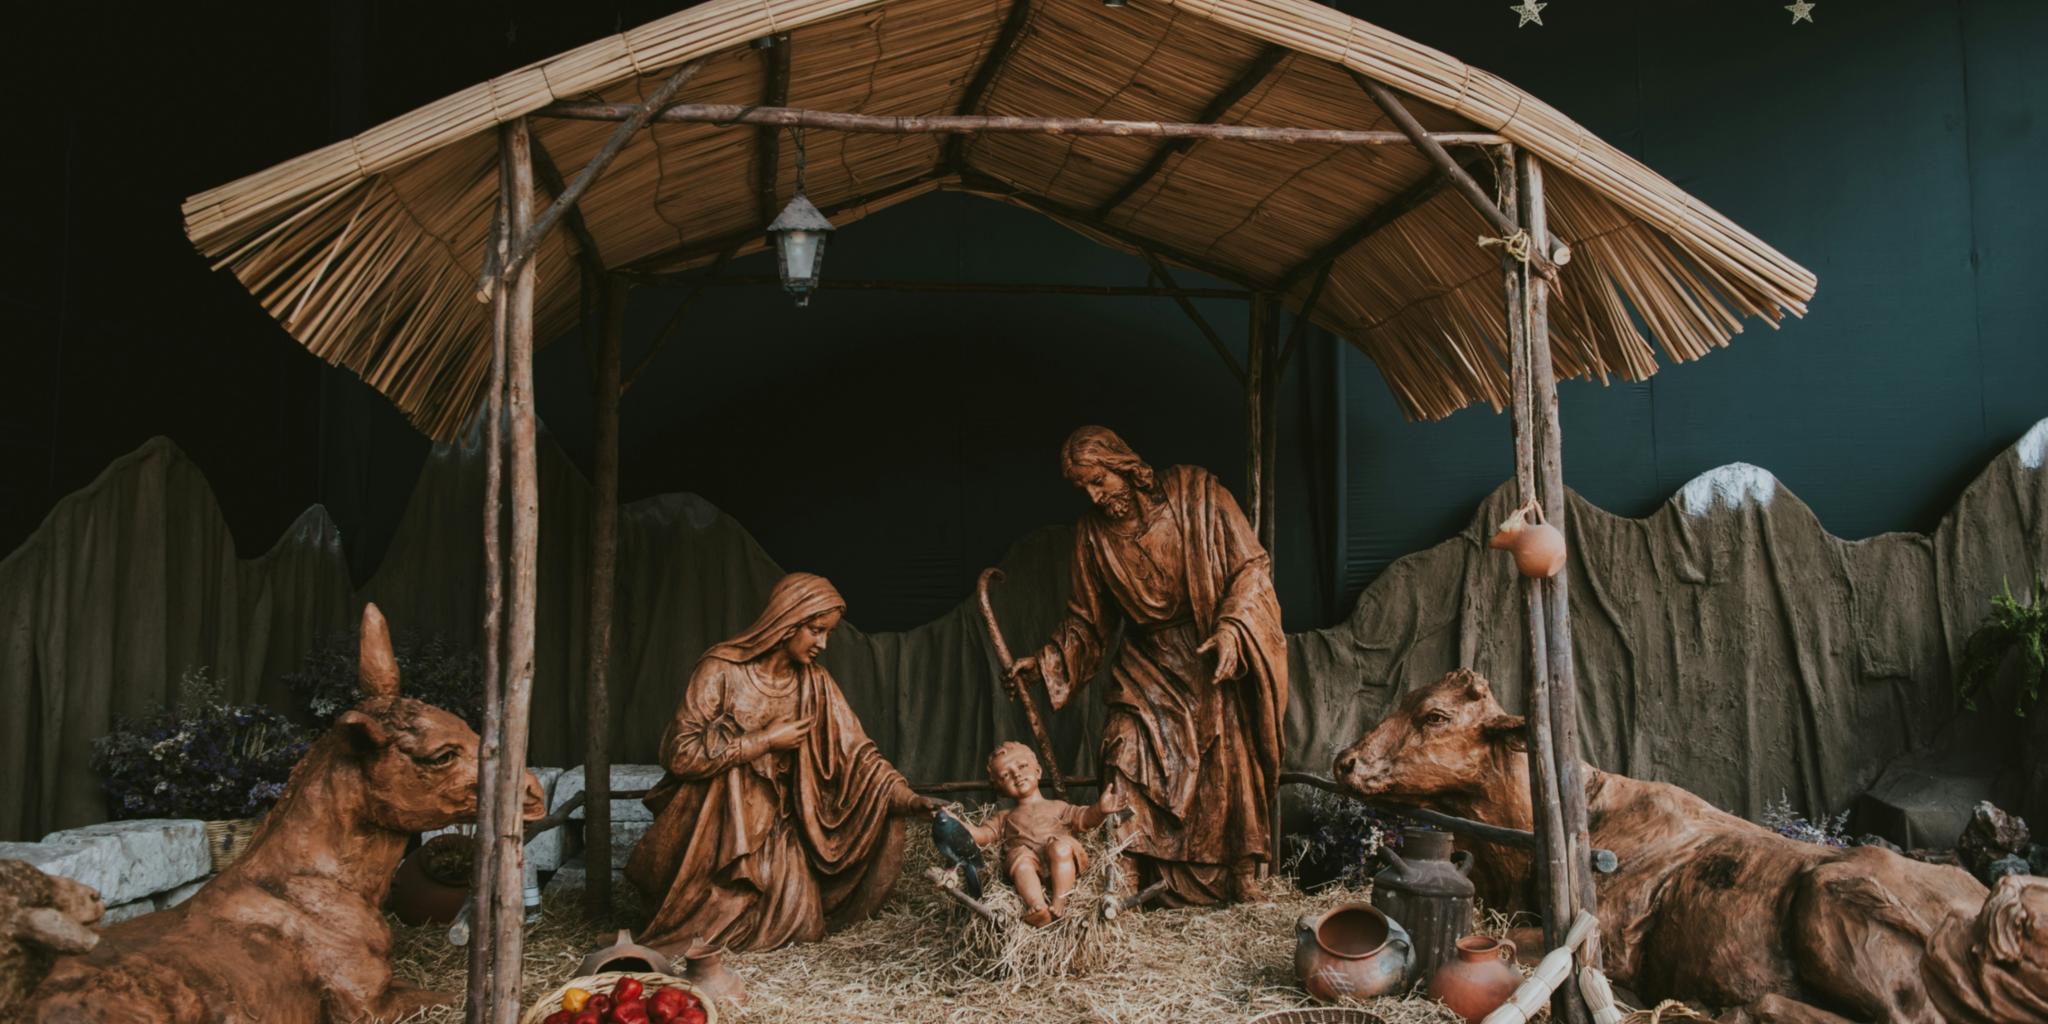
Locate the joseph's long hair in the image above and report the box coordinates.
[1060,425,1156,491]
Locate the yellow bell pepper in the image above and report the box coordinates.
[561,987,592,1013]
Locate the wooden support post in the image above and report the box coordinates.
[1519,152,1601,961]
[487,116,540,1024]
[1142,249,1246,382]
[1245,294,1268,532]
[463,153,514,1024]
[583,276,626,916]
[1501,146,1584,1024]
[754,34,791,227]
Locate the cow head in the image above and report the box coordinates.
[1333,668,1527,802]
[336,604,545,833]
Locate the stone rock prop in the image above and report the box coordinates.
[1,860,101,1020]
[1958,800,2031,884]
[0,820,208,909]
[28,603,547,1023]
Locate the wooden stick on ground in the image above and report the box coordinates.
[924,867,1003,927]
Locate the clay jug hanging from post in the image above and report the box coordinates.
[1489,499,1566,578]
[1428,934,1523,1022]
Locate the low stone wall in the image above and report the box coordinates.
[0,819,213,924]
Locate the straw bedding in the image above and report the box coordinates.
[385,815,1486,1024]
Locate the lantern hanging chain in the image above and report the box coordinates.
[792,125,808,195]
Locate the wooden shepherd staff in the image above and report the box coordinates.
[975,568,1068,799]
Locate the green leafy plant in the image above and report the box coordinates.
[1957,576,2048,717]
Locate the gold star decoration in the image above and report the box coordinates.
[1511,0,1546,27]
[1786,1,1815,24]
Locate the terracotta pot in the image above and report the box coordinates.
[1294,903,1413,1003]
[387,837,470,926]
[1428,934,1523,1023]
[682,938,747,1010]
[578,928,676,977]
[1488,500,1566,578]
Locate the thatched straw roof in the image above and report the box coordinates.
[182,0,1815,441]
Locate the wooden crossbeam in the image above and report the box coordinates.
[946,0,1033,172]
[1095,46,1288,218]
[1141,249,1245,383]
[527,132,605,278]
[956,169,1269,295]
[481,57,706,299]
[1350,69,1566,274]
[621,169,950,276]
[1276,261,1332,371]
[538,101,1507,148]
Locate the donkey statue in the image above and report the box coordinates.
[32,603,546,1023]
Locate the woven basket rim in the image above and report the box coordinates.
[1243,1009,1387,1024]
[519,971,716,1024]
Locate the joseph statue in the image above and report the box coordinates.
[1009,425,1287,905]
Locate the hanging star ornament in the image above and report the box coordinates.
[1511,0,1546,27]
[1786,1,1815,24]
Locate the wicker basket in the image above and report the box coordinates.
[203,817,262,872]
[520,972,717,1024]
[1244,1010,1386,1024]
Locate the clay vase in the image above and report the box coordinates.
[578,929,676,976]
[386,835,470,926]
[1488,500,1566,579]
[1372,827,1477,981]
[1428,934,1523,1023]
[682,938,747,1011]
[1294,903,1413,1003]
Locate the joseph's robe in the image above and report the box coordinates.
[1034,464,1287,905]
[624,655,920,953]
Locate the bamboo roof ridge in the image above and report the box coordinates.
[183,0,1816,441]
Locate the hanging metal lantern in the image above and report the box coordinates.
[767,192,834,307]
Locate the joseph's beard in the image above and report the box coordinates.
[1099,494,1135,519]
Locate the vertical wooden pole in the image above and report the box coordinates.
[584,276,625,916]
[490,115,540,1024]
[1518,152,1601,959]
[1500,146,1573,963]
[464,156,512,1024]
[1245,294,1267,532]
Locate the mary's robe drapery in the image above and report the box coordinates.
[1035,465,1287,906]
[625,574,919,953]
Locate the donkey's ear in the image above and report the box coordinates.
[358,603,400,698]
[336,709,390,752]
[1481,714,1527,751]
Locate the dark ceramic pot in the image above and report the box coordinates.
[1428,934,1523,1022]
[1294,902,1413,1003]
[387,837,470,926]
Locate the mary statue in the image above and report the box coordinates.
[625,572,941,953]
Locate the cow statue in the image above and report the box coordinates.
[1,860,102,1018]
[31,603,547,1024]
[1333,668,2038,1024]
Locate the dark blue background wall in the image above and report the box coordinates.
[5,0,2044,635]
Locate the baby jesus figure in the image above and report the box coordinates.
[965,742,1124,926]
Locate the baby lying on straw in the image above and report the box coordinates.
[962,742,1124,926]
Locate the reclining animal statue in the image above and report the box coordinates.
[1333,668,2042,1024]
[31,603,546,1024]
[1,859,102,1018]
